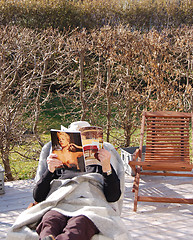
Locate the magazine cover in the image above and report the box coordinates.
[79,126,103,167]
[50,130,86,172]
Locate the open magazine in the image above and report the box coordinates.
[50,126,103,172]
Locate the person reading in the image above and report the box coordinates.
[34,148,121,240]
[6,121,130,240]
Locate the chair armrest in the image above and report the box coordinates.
[132,148,141,161]
[128,148,141,173]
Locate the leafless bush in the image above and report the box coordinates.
[0,26,70,180]
[1,0,193,30]
[1,24,193,180]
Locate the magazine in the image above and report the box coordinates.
[50,130,86,172]
[50,126,103,171]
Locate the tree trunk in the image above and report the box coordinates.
[79,51,87,120]
[125,125,131,147]
[106,60,111,142]
[1,145,14,181]
[33,59,48,147]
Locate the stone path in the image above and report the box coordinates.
[121,175,193,240]
[0,174,193,240]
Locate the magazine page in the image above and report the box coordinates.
[50,130,86,172]
[79,126,103,167]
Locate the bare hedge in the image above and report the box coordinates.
[0,24,193,179]
[1,0,193,30]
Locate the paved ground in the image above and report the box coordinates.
[0,174,193,240]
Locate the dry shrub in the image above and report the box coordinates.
[1,24,193,179]
[1,0,193,30]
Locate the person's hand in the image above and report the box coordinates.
[68,143,77,152]
[97,149,111,173]
[47,153,63,173]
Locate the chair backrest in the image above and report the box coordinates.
[140,111,193,171]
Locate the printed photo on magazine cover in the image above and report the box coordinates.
[50,130,85,172]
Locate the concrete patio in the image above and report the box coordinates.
[0,173,193,240]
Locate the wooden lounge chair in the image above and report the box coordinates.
[129,111,193,211]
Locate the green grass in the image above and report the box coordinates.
[9,141,42,180]
[11,160,39,180]
[38,95,81,133]
[0,133,51,180]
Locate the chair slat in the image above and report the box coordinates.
[146,142,190,146]
[145,111,191,117]
[145,157,190,160]
[129,160,192,168]
[146,145,189,148]
[147,121,190,125]
[138,196,193,204]
[140,172,193,177]
[146,129,189,133]
[142,166,192,171]
[147,118,190,122]
[146,136,189,140]
[145,152,189,156]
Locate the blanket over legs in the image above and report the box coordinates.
[6,173,131,240]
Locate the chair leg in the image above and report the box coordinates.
[132,177,137,192]
[133,168,140,212]
[132,167,138,192]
